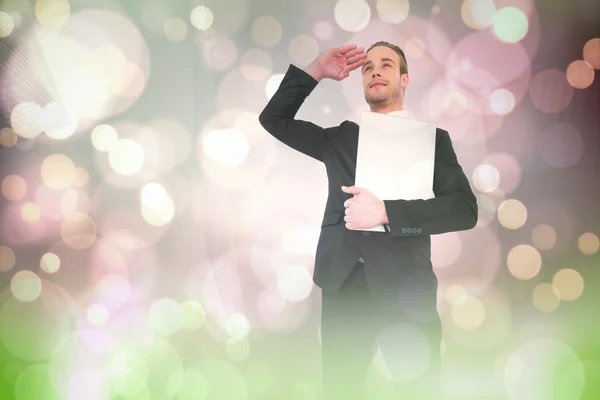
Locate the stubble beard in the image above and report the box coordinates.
[365,87,399,106]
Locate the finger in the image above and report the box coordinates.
[347,51,367,64]
[345,223,356,230]
[339,43,357,54]
[342,185,361,195]
[344,47,365,58]
[346,59,366,73]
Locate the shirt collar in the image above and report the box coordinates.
[386,110,414,119]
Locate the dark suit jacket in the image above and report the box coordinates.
[259,64,478,297]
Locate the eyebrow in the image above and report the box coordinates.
[362,58,397,72]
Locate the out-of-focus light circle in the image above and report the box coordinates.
[498,199,527,230]
[91,124,119,152]
[251,16,282,47]
[1,174,27,201]
[0,246,16,272]
[313,20,335,41]
[60,212,97,249]
[334,0,371,32]
[178,368,209,399]
[553,269,584,301]
[0,11,14,37]
[444,284,468,305]
[108,138,145,176]
[481,153,522,194]
[431,232,462,269]
[461,0,495,29]
[276,266,313,302]
[40,102,78,140]
[226,338,250,362]
[190,6,214,30]
[507,244,541,280]
[442,91,468,116]
[492,7,528,43]
[289,35,319,67]
[41,154,77,190]
[451,296,486,330]
[532,224,556,250]
[404,37,426,59]
[578,232,599,255]
[566,60,594,89]
[11,102,43,139]
[88,303,110,326]
[21,203,41,222]
[532,283,560,312]
[372,324,432,382]
[204,34,239,70]
[14,364,62,400]
[11,270,42,302]
[472,164,500,193]
[529,69,573,113]
[504,338,585,400]
[149,298,184,336]
[0,127,19,147]
[489,88,515,115]
[266,74,285,100]
[240,48,274,82]
[40,252,60,274]
[582,38,600,69]
[538,123,584,168]
[225,313,250,341]
[202,129,249,167]
[376,0,409,24]
[35,0,70,29]
[73,167,90,188]
[140,182,175,227]
[141,2,170,32]
[164,18,187,42]
[181,300,206,330]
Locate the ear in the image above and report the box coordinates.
[401,73,409,90]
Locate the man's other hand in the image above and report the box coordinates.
[341,186,387,230]
[304,43,367,82]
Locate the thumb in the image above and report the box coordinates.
[341,186,361,195]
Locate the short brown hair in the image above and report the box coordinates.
[367,41,408,74]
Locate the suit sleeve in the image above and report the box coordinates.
[258,64,329,162]
[383,129,478,236]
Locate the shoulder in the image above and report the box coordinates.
[340,120,359,130]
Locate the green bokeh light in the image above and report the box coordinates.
[181,300,206,330]
[149,298,183,336]
[14,364,62,400]
[0,294,72,362]
[492,7,528,43]
[177,368,208,400]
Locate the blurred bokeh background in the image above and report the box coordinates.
[0,0,598,399]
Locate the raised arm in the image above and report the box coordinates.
[383,129,478,236]
[258,44,367,161]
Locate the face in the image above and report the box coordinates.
[361,46,409,106]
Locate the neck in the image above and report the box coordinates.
[370,102,404,114]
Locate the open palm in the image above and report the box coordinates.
[318,44,367,81]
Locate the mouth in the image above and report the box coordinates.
[370,82,386,88]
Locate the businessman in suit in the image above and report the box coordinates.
[259,41,477,399]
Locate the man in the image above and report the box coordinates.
[259,42,478,399]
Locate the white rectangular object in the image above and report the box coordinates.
[355,112,437,232]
